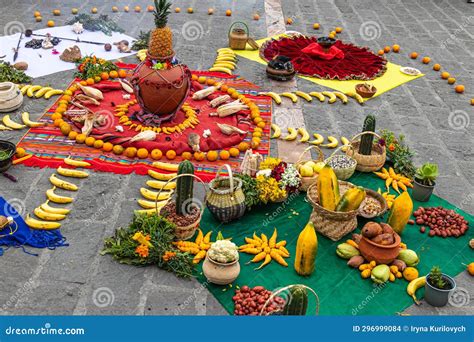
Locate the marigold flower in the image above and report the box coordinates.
[135,244,149,258]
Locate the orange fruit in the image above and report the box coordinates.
[455,85,465,93]
[47,20,55,27]
[410,52,418,59]
[102,142,113,152]
[181,151,192,160]
[384,46,391,53]
[53,9,61,16]
[335,27,343,33]
[93,140,104,149]
[51,113,62,121]
[101,72,110,80]
[60,123,71,135]
[191,74,198,81]
[226,9,232,16]
[286,18,293,25]
[112,6,119,12]
[112,145,124,155]
[237,142,249,152]
[207,150,218,162]
[118,69,127,78]
[422,57,431,64]
[16,147,26,158]
[447,77,456,85]
[150,149,163,160]
[91,7,98,14]
[85,137,96,147]
[220,84,229,92]
[257,121,266,129]
[165,150,176,160]
[251,137,261,149]
[134,6,141,12]
[392,44,400,53]
[433,64,441,71]
[330,31,336,36]
[124,147,137,158]
[197,76,206,84]
[208,8,214,15]
[194,152,205,161]
[206,78,216,86]
[188,7,194,13]
[471,98,474,106]
[94,76,101,83]
[377,50,384,56]
[253,116,263,124]
[72,8,78,14]
[137,148,149,159]
[34,11,41,17]
[229,147,240,157]
[441,72,450,79]
[253,131,262,138]
[175,7,181,13]
[147,5,154,12]
[313,23,320,29]
[253,127,263,133]
[253,14,260,21]
[124,6,130,12]
[35,16,42,22]
[109,70,119,78]
[328,33,336,39]
[53,119,64,127]
[75,134,87,144]
[63,90,72,96]
[79,80,87,86]
[219,150,230,160]
[68,131,78,140]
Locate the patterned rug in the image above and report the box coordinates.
[16,64,272,182]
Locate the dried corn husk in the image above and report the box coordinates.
[129,130,157,143]
[77,83,104,100]
[119,79,133,94]
[187,133,200,152]
[75,94,100,106]
[216,123,247,135]
[216,100,249,117]
[192,86,219,100]
[210,95,230,107]
[82,113,95,136]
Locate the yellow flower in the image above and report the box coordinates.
[132,232,153,247]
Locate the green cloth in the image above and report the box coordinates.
[196,172,473,315]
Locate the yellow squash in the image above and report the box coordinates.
[335,186,366,212]
[294,221,318,276]
[387,191,413,234]
[317,165,340,211]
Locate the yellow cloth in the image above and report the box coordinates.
[234,35,424,101]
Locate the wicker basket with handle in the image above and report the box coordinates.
[259,284,320,316]
[155,174,206,240]
[295,145,324,191]
[306,181,358,241]
[206,164,246,223]
[345,131,386,172]
[228,22,250,50]
[324,145,357,181]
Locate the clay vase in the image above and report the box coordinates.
[202,255,240,285]
[131,57,191,126]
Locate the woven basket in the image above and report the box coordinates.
[206,164,246,223]
[307,182,358,241]
[295,145,324,192]
[155,174,206,240]
[324,145,357,181]
[346,131,386,172]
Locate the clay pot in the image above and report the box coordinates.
[202,254,240,285]
[0,82,23,112]
[131,59,191,125]
[358,232,401,264]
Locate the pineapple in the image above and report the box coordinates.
[148,0,174,59]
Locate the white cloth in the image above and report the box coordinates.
[0,25,136,78]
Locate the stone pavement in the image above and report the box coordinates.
[0,0,472,315]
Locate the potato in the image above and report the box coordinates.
[371,233,394,245]
[347,255,365,268]
[361,222,382,238]
[380,222,394,234]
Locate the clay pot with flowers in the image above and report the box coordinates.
[203,239,240,285]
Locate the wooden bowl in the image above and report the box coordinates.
[359,232,401,264]
[358,189,388,218]
[0,140,16,173]
[355,84,377,98]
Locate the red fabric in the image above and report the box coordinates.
[301,43,344,60]
[261,35,387,80]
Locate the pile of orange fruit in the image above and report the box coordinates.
[78,69,128,86]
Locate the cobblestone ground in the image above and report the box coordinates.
[0,0,472,315]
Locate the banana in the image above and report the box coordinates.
[298,127,310,142]
[26,85,42,97]
[346,91,364,105]
[57,166,89,178]
[137,199,167,210]
[146,180,177,190]
[25,214,61,230]
[64,157,91,168]
[294,91,312,102]
[20,85,31,95]
[49,173,78,191]
[34,207,66,221]
[152,161,179,172]
[140,188,173,201]
[284,127,298,141]
[309,91,325,102]
[407,276,426,305]
[21,112,45,128]
[2,114,26,129]
[215,56,237,63]
[260,92,282,105]
[0,124,13,131]
[217,52,236,58]
[217,48,235,54]
[148,170,177,181]
[309,133,324,145]
[270,123,281,139]
[35,87,53,98]
[44,89,64,100]
[40,200,71,215]
[213,62,235,70]
[341,136,350,152]
[333,91,348,104]
[280,92,298,103]
[214,59,236,67]
[46,187,74,204]
[321,135,339,148]
[322,91,337,104]
[208,66,232,75]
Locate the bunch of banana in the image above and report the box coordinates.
[21,85,63,99]
[136,49,148,61]
[2,115,25,130]
[406,276,426,305]
[26,197,73,230]
[346,91,364,105]
[209,48,236,75]
[373,167,413,193]
[21,112,45,128]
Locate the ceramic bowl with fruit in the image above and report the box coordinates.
[358,222,401,264]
